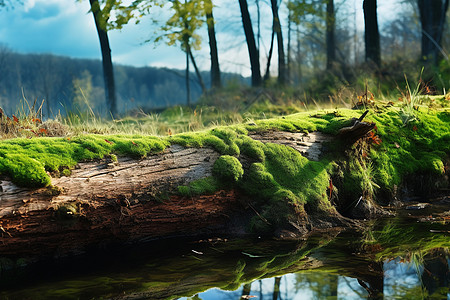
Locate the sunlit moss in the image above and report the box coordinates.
[178,177,220,197]
[0,135,169,187]
[213,155,244,183]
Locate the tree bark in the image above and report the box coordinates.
[238,0,262,87]
[205,0,221,90]
[184,18,191,106]
[89,0,117,117]
[326,0,336,70]
[363,0,381,67]
[418,0,449,65]
[270,0,286,85]
[264,25,275,82]
[287,3,292,83]
[189,50,206,94]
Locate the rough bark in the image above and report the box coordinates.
[270,0,286,85]
[89,0,117,117]
[418,0,449,65]
[238,0,262,87]
[363,0,381,67]
[326,0,336,70]
[205,0,221,89]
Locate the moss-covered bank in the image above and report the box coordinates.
[0,102,449,234]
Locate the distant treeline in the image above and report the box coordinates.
[0,51,247,116]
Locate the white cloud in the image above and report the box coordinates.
[24,0,36,12]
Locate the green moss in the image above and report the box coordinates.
[213,155,244,183]
[110,154,118,162]
[242,143,330,233]
[0,135,169,187]
[0,154,50,187]
[236,136,265,161]
[178,177,220,197]
[61,168,72,177]
[366,108,450,192]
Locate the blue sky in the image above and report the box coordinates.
[0,0,404,76]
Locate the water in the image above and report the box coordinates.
[0,212,448,299]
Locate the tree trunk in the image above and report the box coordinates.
[270,0,286,85]
[273,276,282,300]
[296,25,303,84]
[189,50,206,94]
[89,0,117,117]
[256,0,261,51]
[264,25,275,82]
[418,0,449,65]
[287,3,292,83]
[184,18,191,106]
[363,0,381,67]
[326,0,336,70]
[205,0,221,90]
[238,0,262,87]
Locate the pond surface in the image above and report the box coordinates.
[0,207,449,299]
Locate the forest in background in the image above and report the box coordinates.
[0,50,247,116]
[0,0,449,118]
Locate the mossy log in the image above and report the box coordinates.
[0,130,344,259]
[1,106,447,261]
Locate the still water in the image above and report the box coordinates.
[0,212,449,299]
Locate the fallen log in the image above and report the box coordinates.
[0,128,345,260]
[1,107,447,263]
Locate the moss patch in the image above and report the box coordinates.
[213,155,244,183]
[366,108,450,192]
[0,135,169,187]
[178,177,220,197]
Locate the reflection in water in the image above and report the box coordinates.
[189,255,449,300]
[0,215,449,299]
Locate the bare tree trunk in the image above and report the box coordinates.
[205,0,221,89]
[270,0,286,85]
[363,0,381,67]
[256,0,261,51]
[89,0,117,117]
[296,25,303,84]
[418,0,449,65]
[273,276,282,300]
[189,50,206,94]
[184,15,191,106]
[326,0,336,70]
[238,0,262,87]
[264,25,275,82]
[287,2,292,83]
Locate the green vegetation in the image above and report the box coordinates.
[0,94,448,234]
[213,155,244,183]
[0,135,169,187]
